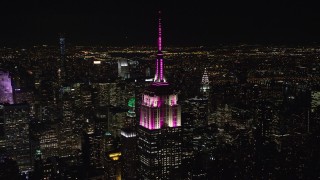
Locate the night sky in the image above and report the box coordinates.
[1,1,320,46]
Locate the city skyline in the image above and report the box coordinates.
[1,1,320,46]
[1,2,320,179]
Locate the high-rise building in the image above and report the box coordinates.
[83,131,104,169]
[59,96,81,157]
[125,97,136,127]
[181,69,210,179]
[121,98,137,179]
[58,35,66,81]
[60,36,65,58]
[92,82,125,108]
[181,97,209,179]
[200,68,210,97]
[118,59,130,79]
[137,12,182,179]
[121,128,137,180]
[0,71,14,104]
[0,104,31,173]
[105,151,122,180]
[39,124,59,159]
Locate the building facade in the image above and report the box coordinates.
[0,104,32,173]
[0,71,14,104]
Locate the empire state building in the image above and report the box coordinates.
[137,12,182,179]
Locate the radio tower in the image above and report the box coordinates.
[154,11,165,83]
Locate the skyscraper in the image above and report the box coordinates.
[137,12,182,179]
[121,98,137,179]
[59,36,65,58]
[0,71,14,104]
[58,35,66,81]
[200,68,210,97]
[0,104,32,173]
[121,128,137,179]
[59,96,81,158]
[39,124,59,159]
[118,59,130,79]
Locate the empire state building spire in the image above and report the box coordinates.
[138,12,182,179]
[154,11,165,83]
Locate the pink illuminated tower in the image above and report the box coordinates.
[137,11,182,179]
[154,11,165,83]
[0,71,14,104]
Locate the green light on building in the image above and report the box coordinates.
[105,132,112,136]
[128,98,135,108]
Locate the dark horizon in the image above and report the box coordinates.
[1,1,320,47]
